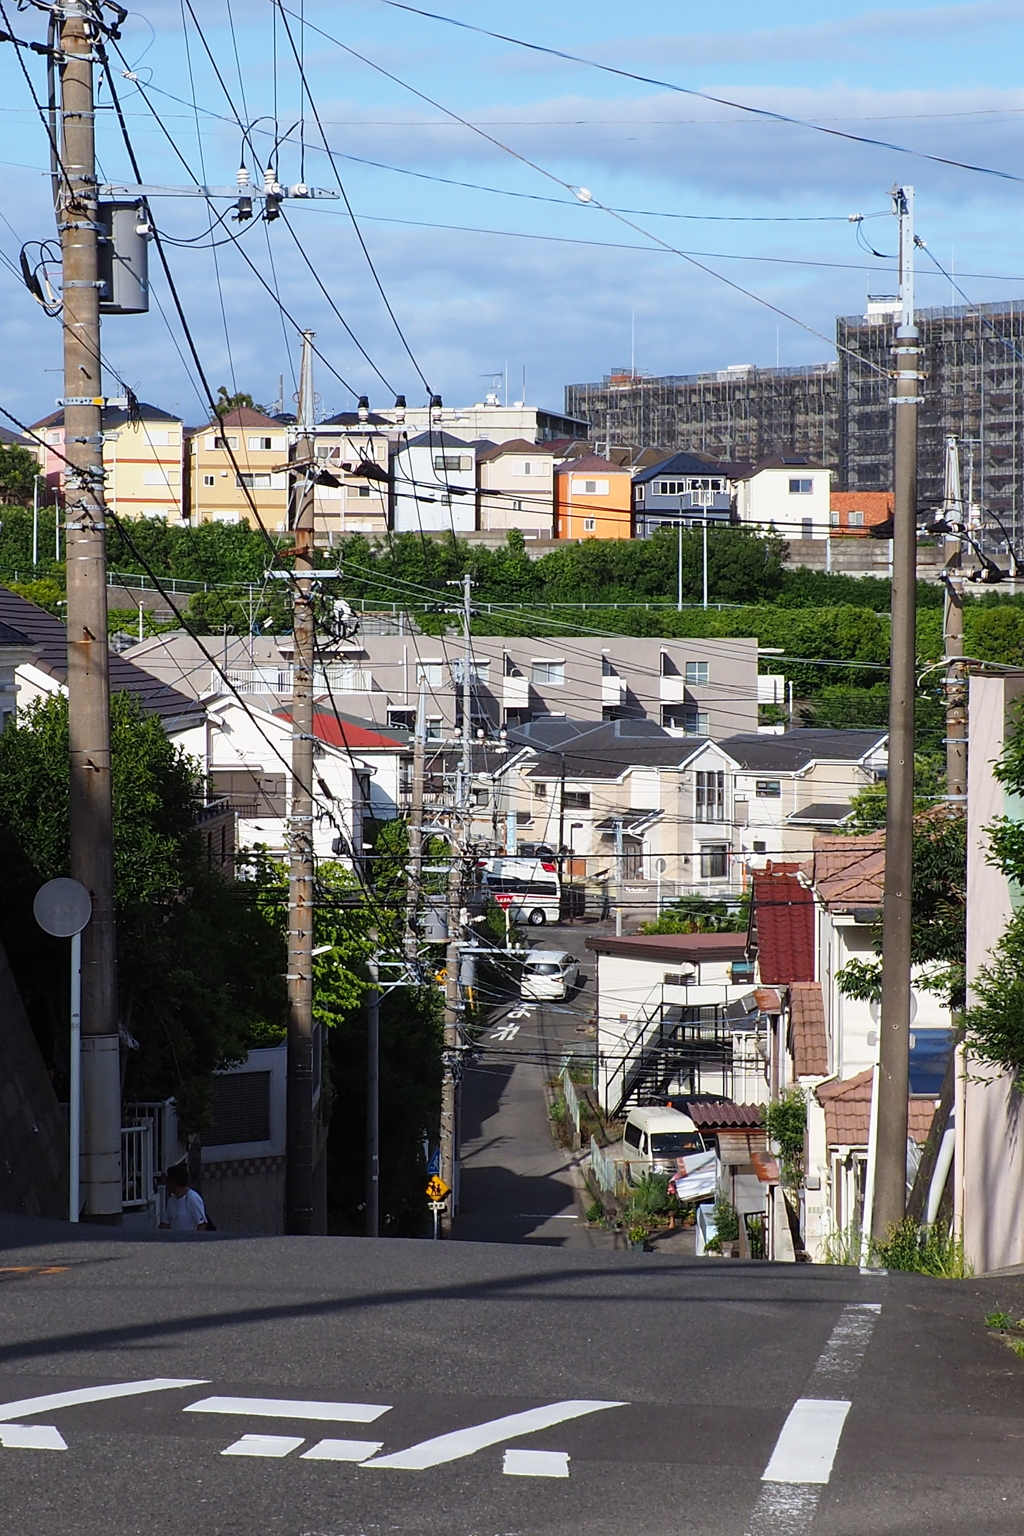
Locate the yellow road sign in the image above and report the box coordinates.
[426,1175,450,1202]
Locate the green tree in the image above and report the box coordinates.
[641,894,749,935]
[215,387,271,417]
[0,443,42,505]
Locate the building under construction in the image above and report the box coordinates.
[838,298,1024,537]
[565,362,839,467]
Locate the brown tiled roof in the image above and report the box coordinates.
[688,1101,764,1130]
[754,987,782,1012]
[753,864,814,983]
[587,931,748,964]
[815,1069,937,1146]
[813,832,885,910]
[790,982,828,1077]
[555,453,629,475]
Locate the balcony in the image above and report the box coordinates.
[503,672,530,709]
[659,675,686,703]
[601,674,624,705]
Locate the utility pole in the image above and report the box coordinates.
[404,684,427,963]
[59,2,122,1221]
[285,329,317,1236]
[366,942,379,1238]
[942,436,967,803]
[439,573,473,1235]
[872,186,920,1244]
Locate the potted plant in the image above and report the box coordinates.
[712,1197,740,1257]
[626,1221,650,1252]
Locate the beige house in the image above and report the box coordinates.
[33,403,185,520]
[476,438,557,537]
[187,407,289,528]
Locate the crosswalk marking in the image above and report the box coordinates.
[0,1425,67,1450]
[0,1379,208,1423]
[222,1434,305,1458]
[301,1439,384,1462]
[503,1449,569,1478]
[186,1396,390,1423]
[761,1399,851,1485]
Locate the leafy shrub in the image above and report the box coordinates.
[713,1196,739,1244]
[871,1219,971,1278]
[765,1088,807,1189]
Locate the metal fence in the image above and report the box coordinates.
[589,1136,618,1196]
[562,1070,581,1142]
[120,1124,152,1210]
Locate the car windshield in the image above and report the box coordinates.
[650,1132,704,1156]
[526,963,561,975]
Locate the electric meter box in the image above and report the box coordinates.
[97,200,149,314]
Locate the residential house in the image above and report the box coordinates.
[391,430,479,534]
[313,406,391,541]
[0,619,39,731]
[187,407,289,527]
[631,451,734,539]
[584,930,765,1115]
[830,490,893,537]
[476,439,557,538]
[32,403,185,520]
[555,454,633,539]
[749,842,953,1261]
[733,454,832,541]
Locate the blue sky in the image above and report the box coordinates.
[1,0,1023,426]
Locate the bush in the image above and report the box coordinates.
[765,1087,807,1189]
[871,1219,972,1278]
[713,1196,740,1243]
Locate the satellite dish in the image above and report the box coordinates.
[33,877,91,938]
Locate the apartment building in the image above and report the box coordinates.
[32,403,185,519]
[187,407,289,527]
[372,395,589,446]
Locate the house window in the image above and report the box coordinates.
[451,658,490,685]
[580,479,608,495]
[512,499,523,511]
[48,431,62,444]
[752,839,767,854]
[211,434,238,450]
[350,484,372,498]
[635,484,645,501]
[583,517,596,532]
[830,509,840,526]
[700,843,729,880]
[203,474,215,487]
[848,510,864,527]
[388,709,416,731]
[755,780,781,798]
[237,473,271,488]
[684,661,709,686]
[789,478,813,494]
[248,436,273,451]
[425,716,443,740]
[562,791,590,809]
[434,453,468,471]
[533,782,547,798]
[416,661,443,688]
[695,770,725,822]
[531,660,564,686]
[684,708,709,735]
[143,468,169,486]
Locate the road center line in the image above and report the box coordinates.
[361,1399,626,1470]
[0,1378,209,1423]
[186,1396,391,1423]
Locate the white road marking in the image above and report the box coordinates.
[186,1396,390,1423]
[221,1433,304,1457]
[503,1449,569,1478]
[808,1303,880,1388]
[0,1425,67,1451]
[505,1008,534,1020]
[516,1213,577,1220]
[0,1378,208,1423]
[489,1023,520,1042]
[301,1439,384,1462]
[761,1398,851,1484]
[361,1399,625,1471]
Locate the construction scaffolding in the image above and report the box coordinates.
[565,363,839,467]
[838,299,1024,546]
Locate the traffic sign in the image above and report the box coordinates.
[427,1148,441,1177]
[494,893,515,910]
[425,1175,450,1202]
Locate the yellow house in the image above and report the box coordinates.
[187,407,289,528]
[32,403,185,520]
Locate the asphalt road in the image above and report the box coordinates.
[2,1216,1024,1535]
[456,922,608,1247]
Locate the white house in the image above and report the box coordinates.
[733,455,833,541]
[585,931,765,1116]
[391,430,480,533]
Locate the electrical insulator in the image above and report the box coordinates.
[264,193,282,222]
[234,196,253,222]
[237,164,251,189]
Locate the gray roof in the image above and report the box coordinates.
[519,719,707,780]
[786,802,856,826]
[720,729,887,772]
[0,586,205,731]
[402,430,476,450]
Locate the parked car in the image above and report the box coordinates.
[520,948,580,1001]
[621,1106,707,1176]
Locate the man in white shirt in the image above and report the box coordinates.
[159,1166,209,1231]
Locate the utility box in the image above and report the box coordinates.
[98,200,149,314]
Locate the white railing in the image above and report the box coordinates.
[561,1069,582,1143]
[122,1100,181,1218]
[590,1136,618,1196]
[314,666,372,693]
[121,1123,152,1209]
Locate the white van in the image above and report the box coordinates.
[520,949,580,1001]
[621,1106,706,1174]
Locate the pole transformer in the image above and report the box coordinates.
[59,2,122,1221]
[872,185,919,1243]
[285,329,317,1235]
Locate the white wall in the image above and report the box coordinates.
[736,466,832,540]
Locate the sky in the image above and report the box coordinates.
[1,0,1023,427]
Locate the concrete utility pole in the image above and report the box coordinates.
[286,329,317,1236]
[439,573,473,1235]
[365,943,379,1238]
[941,436,967,803]
[59,2,122,1221]
[873,186,920,1244]
[404,685,427,963]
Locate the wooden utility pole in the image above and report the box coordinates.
[285,329,317,1235]
[59,2,122,1221]
[873,186,920,1244]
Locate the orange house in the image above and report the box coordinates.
[555,454,633,539]
[830,490,893,536]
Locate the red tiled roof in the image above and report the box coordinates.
[790,982,828,1077]
[277,711,408,750]
[815,1069,937,1146]
[688,1101,764,1130]
[753,864,814,983]
[813,832,885,910]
